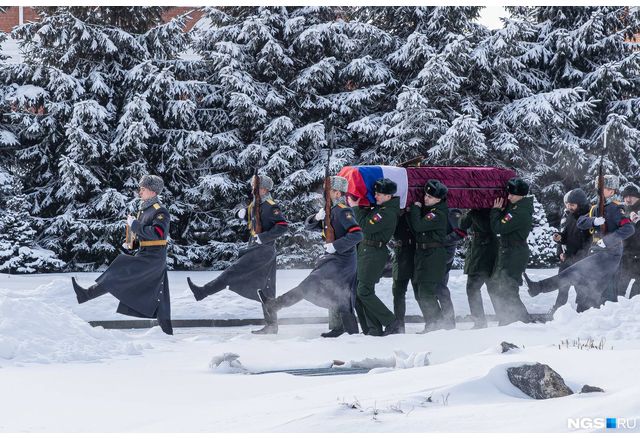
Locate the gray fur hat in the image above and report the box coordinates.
[595,174,620,191]
[259,175,273,191]
[139,174,164,194]
[330,176,348,193]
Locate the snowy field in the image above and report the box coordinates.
[1,269,639,433]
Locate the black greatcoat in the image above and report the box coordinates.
[275,203,363,313]
[208,198,288,305]
[96,202,173,334]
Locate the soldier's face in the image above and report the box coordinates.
[259,188,269,197]
[330,189,342,201]
[374,192,392,204]
[507,194,523,204]
[624,195,640,206]
[424,194,440,206]
[138,186,156,200]
[565,202,578,213]
[603,188,615,198]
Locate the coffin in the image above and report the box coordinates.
[337,165,517,209]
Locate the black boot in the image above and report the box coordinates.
[254,289,278,335]
[382,319,402,336]
[72,277,90,304]
[187,277,210,301]
[340,312,360,335]
[321,328,345,338]
[523,273,541,297]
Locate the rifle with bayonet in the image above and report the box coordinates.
[597,126,608,237]
[324,126,336,243]
[252,166,263,235]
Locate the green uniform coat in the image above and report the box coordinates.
[392,213,416,281]
[354,197,401,285]
[460,209,498,276]
[490,196,534,283]
[409,200,448,284]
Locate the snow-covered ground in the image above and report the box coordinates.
[1,269,639,433]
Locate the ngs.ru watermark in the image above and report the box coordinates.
[568,417,637,430]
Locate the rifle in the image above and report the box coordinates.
[597,125,608,236]
[252,167,263,235]
[324,126,336,243]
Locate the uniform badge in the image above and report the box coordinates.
[346,213,353,219]
[371,213,383,223]
[501,213,513,224]
[156,214,164,220]
[425,212,436,220]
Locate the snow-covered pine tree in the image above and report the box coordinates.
[527,194,557,267]
[356,7,490,166]
[192,7,396,267]
[5,7,200,270]
[0,173,65,273]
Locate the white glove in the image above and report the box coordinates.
[122,242,131,250]
[597,239,606,248]
[314,208,326,221]
[593,217,606,226]
[255,235,262,245]
[631,212,639,223]
[126,215,135,227]
[237,208,246,220]
[324,243,336,254]
[414,202,422,208]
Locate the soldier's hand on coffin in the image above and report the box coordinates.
[237,208,246,220]
[324,243,336,254]
[493,198,504,209]
[593,216,606,226]
[347,195,359,207]
[414,201,422,208]
[630,211,639,223]
[314,208,326,221]
[126,215,135,227]
[597,239,606,248]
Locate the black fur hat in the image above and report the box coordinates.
[621,183,640,199]
[506,177,529,196]
[424,179,448,199]
[373,178,397,195]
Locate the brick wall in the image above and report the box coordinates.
[0,6,203,33]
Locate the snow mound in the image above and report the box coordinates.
[546,296,640,340]
[0,295,146,364]
[209,352,247,374]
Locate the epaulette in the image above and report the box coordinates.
[337,203,347,208]
[613,200,622,205]
[266,199,276,206]
[153,203,161,209]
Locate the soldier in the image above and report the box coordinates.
[349,178,402,336]
[489,177,533,326]
[524,175,635,312]
[459,208,498,329]
[71,175,173,335]
[408,179,449,333]
[187,175,288,334]
[390,212,418,334]
[434,208,466,330]
[549,188,591,314]
[617,183,640,298]
[259,176,363,337]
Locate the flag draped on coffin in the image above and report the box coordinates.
[338,166,516,209]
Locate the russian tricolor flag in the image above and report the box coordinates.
[338,165,409,208]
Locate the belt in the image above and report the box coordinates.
[499,238,527,248]
[394,239,414,247]
[139,240,168,247]
[362,239,387,248]
[417,242,444,250]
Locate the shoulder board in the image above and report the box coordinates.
[153,203,161,210]
[266,199,276,206]
[613,200,622,205]
[338,203,347,208]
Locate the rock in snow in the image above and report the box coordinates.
[507,363,574,399]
